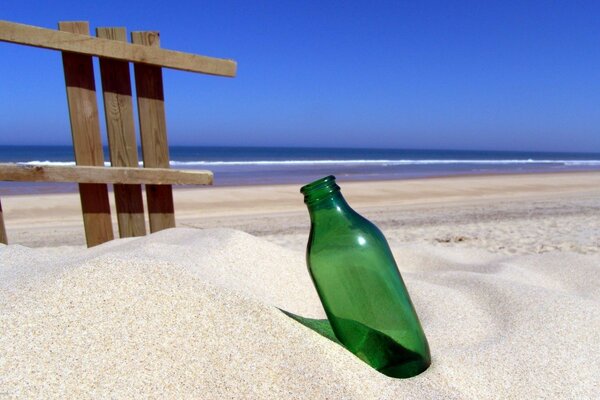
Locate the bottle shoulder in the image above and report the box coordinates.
[310,208,383,236]
[307,209,391,256]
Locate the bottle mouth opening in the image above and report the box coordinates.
[300,175,340,204]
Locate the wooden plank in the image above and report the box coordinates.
[59,21,114,247]
[97,27,138,167]
[132,31,176,233]
[97,27,146,238]
[0,198,7,245]
[0,164,213,185]
[0,20,237,77]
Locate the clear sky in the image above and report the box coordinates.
[1,1,599,152]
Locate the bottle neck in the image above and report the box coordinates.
[301,176,353,223]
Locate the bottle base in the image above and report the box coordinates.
[378,358,430,379]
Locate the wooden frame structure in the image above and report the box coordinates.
[0,20,236,247]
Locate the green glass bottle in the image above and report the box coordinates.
[301,175,431,378]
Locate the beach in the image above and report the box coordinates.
[1,171,599,398]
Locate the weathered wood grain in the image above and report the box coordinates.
[97,27,146,238]
[60,21,114,247]
[0,164,213,185]
[132,31,176,233]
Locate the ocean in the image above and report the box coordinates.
[1,145,600,195]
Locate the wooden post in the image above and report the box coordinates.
[132,31,176,232]
[59,21,114,247]
[0,198,7,244]
[96,27,146,238]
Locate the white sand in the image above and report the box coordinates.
[1,227,599,399]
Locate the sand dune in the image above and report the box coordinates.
[1,228,598,399]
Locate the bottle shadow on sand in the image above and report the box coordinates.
[280,310,429,379]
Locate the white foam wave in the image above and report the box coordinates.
[168,159,600,167]
[17,159,600,167]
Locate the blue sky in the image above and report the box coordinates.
[1,1,599,152]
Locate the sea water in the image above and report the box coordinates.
[1,145,600,195]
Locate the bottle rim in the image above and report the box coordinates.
[300,175,340,204]
[300,175,336,193]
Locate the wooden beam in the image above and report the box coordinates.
[60,21,114,247]
[0,20,237,77]
[0,164,213,185]
[97,27,146,238]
